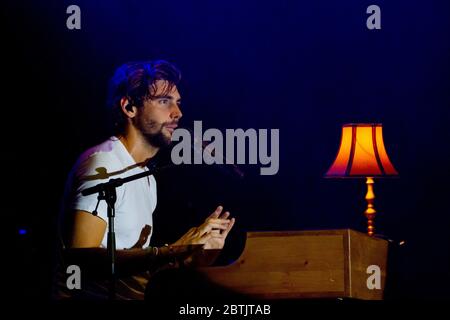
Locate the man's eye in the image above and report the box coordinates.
[159,99,169,105]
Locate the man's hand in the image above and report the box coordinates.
[170,206,236,267]
[172,206,234,247]
[202,206,235,250]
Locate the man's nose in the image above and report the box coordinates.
[171,104,182,120]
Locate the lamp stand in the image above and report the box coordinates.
[364,177,376,236]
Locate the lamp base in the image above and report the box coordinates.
[364,177,376,236]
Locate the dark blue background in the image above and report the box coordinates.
[6,0,450,299]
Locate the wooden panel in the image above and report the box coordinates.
[347,229,388,300]
[199,229,388,300]
[201,230,347,299]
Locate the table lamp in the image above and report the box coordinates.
[325,123,398,236]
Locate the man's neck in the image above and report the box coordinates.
[118,127,159,165]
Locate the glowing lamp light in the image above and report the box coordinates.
[325,123,398,236]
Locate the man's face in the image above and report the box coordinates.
[133,80,182,148]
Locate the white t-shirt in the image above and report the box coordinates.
[57,137,157,300]
[64,136,157,250]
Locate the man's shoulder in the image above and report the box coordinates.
[73,137,126,178]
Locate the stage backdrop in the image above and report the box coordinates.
[5,0,450,299]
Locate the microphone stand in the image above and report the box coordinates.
[80,163,169,300]
[79,139,243,300]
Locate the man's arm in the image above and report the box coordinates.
[67,210,106,248]
[63,246,176,279]
[62,210,188,279]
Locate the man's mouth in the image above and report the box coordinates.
[164,124,178,133]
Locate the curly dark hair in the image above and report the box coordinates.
[107,60,181,134]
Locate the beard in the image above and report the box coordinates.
[134,115,173,149]
[144,126,171,149]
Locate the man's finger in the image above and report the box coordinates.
[219,211,230,220]
[206,205,223,221]
[206,218,231,225]
[221,217,235,238]
[201,232,213,241]
[198,223,229,235]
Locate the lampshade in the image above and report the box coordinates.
[325,123,398,178]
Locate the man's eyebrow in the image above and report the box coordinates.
[154,95,181,102]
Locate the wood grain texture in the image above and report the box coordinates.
[199,229,388,300]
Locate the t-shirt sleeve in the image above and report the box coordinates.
[69,152,123,223]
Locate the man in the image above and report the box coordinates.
[55,60,235,300]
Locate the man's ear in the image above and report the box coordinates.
[120,97,137,118]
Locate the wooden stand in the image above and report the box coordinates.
[199,229,388,300]
[365,177,376,236]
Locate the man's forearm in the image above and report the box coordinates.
[184,249,222,268]
[62,247,170,279]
